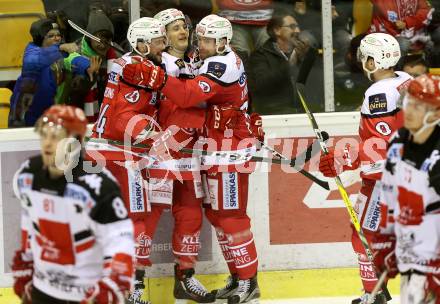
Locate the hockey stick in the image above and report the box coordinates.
[85,137,330,190]
[296,87,375,260]
[368,270,388,304]
[67,19,125,54]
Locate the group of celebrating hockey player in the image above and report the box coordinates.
[8,4,440,304]
[11,8,261,304]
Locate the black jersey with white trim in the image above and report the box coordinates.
[13,155,134,301]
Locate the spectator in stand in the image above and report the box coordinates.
[402,53,429,77]
[247,10,309,114]
[368,0,434,54]
[8,19,92,127]
[217,0,273,64]
[56,9,120,123]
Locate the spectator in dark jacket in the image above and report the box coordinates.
[9,19,90,127]
[248,11,309,114]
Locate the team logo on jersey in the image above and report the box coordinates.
[238,72,247,87]
[198,81,211,93]
[108,71,119,84]
[207,62,227,78]
[375,121,392,136]
[125,90,140,103]
[387,11,398,22]
[175,59,185,69]
[369,93,387,113]
[223,172,239,210]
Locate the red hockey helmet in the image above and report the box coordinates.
[407,74,440,107]
[36,105,88,139]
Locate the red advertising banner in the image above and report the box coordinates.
[268,136,361,244]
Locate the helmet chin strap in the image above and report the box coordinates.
[133,43,150,57]
[412,111,440,138]
[362,58,378,82]
[216,44,230,55]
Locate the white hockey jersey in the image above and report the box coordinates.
[13,156,134,301]
[380,126,440,274]
[359,71,412,180]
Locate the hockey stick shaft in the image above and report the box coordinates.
[68,19,125,54]
[368,270,388,304]
[296,88,393,300]
[85,137,330,190]
[296,88,375,262]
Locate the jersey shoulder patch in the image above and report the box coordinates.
[368,93,388,114]
[207,61,227,78]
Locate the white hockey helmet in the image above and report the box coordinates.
[358,33,401,80]
[154,8,185,27]
[196,14,232,53]
[127,17,166,56]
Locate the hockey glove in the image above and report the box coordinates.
[371,234,398,279]
[148,126,192,161]
[11,249,33,301]
[318,145,359,178]
[249,112,265,143]
[122,62,167,91]
[206,105,240,131]
[81,253,133,304]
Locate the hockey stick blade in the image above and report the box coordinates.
[67,19,125,54]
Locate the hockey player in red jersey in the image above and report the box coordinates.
[122,14,260,304]
[87,17,167,304]
[373,73,440,303]
[152,8,215,303]
[318,33,412,304]
[11,105,134,304]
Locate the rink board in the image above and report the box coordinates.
[0,112,363,291]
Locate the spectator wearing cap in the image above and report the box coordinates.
[57,9,120,122]
[8,19,90,127]
[247,11,309,114]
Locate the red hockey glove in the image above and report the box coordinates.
[81,253,133,304]
[148,126,192,160]
[249,112,265,143]
[11,249,33,301]
[371,234,398,279]
[122,62,166,91]
[318,145,359,178]
[206,105,240,131]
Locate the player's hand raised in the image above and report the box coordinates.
[122,62,167,91]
